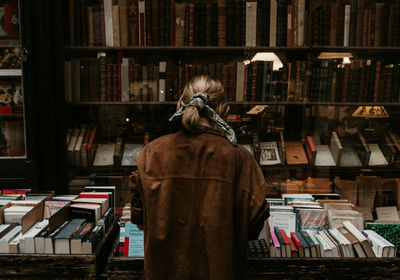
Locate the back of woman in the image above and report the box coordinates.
[130,76,269,280]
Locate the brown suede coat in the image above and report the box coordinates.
[130,127,269,280]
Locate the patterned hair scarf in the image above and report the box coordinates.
[169,92,237,146]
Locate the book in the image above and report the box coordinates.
[362,230,396,258]
[328,210,363,230]
[70,203,102,224]
[343,220,375,257]
[273,226,286,257]
[83,186,116,209]
[305,136,317,166]
[73,197,108,216]
[330,132,342,166]
[34,228,48,254]
[285,141,308,165]
[4,206,34,224]
[290,232,304,257]
[54,219,86,254]
[314,145,336,166]
[269,231,281,257]
[82,225,104,254]
[19,220,49,254]
[268,212,296,236]
[92,144,115,166]
[121,144,144,166]
[375,206,400,222]
[70,222,95,254]
[44,200,70,219]
[44,220,69,255]
[259,141,281,165]
[368,143,388,166]
[0,224,20,253]
[300,231,318,257]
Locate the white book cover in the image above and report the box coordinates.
[67,128,80,152]
[315,144,335,166]
[20,220,49,254]
[368,143,388,166]
[93,144,115,166]
[339,145,362,167]
[159,61,166,101]
[9,232,22,253]
[104,0,114,47]
[235,61,245,101]
[0,225,21,253]
[259,141,281,165]
[344,5,351,46]
[317,232,334,257]
[362,230,396,258]
[121,144,144,166]
[375,206,400,222]
[268,212,296,236]
[269,0,277,46]
[245,2,257,47]
[330,132,342,166]
[121,58,130,102]
[343,220,367,243]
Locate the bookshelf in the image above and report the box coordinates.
[54,0,400,277]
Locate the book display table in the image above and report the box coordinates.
[0,219,119,280]
[106,255,400,280]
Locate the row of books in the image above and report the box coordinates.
[246,130,400,168]
[67,126,144,167]
[65,57,400,103]
[68,0,400,47]
[266,193,398,257]
[0,186,116,254]
[269,222,396,258]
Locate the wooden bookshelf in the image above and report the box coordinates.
[66,101,400,106]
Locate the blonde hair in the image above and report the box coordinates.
[178,75,228,133]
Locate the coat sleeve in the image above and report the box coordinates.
[236,146,270,240]
[129,170,144,226]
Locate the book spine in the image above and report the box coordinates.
[343,5,350,47]
[159,61,166,101]
[112,5,121,47]
[138,0,146,46]
[218,0,227,46]
[270,0,277,46]
[128,0,139,46]
[373,61,382,103]
[145,0,152,46]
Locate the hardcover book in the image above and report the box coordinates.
[259,141,281,165]
[285,141,308,165]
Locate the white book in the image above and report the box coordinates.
[235,61,245,102]
[330,132,342,166]
[317,232,333,257]
[121,144,144,166]
[4,206,34,224]
[268,212,296,236]
[9,232,23,254]
[52,195,79,201]
[159,61,167,101]
[344,5,351,46]
[72,198,108,216]
[305,230,322,257]
[328,228,350,257]
[121,58,130,102]
[70,204,102,223]
[296,0,305,46]
[368,143,388,166]
[0,225,21,253]
[375,206,400,222]
[10,200,40,206]
[93,144,115,166]
[321,231,341,257]
[104,0,114,47]
[362,230,396,258]
[67,128,80,152]
[269,0,277,46]
[245,2,257,47]
[315,144,336,166]
[339,145,362,167]
[20,220,49,254]
[259,141,281,165]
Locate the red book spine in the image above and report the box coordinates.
[170,0,175,45]
[290,232,303,248]
[289,236,298,252]
[138,0,146,46]
[279,229,291,246]
[118,52,123,101]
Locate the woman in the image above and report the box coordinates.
[130,75,269,279]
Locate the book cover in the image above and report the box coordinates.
[259,141,281,166]
[54,219,86,254]
[285,141,308,165]
[121,143,144,166]
[93,144,115,166]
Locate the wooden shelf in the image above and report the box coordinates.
[106,256,400,280]
[66,101,400,106]
[0,113,24,119]
[65,45,400,53]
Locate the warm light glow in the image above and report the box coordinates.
[250,52,283,70]
[342,57,351,64]
[242,60,251,65]
[125,117,130,122]
[317,52,353,59]
[352,106,390,118]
